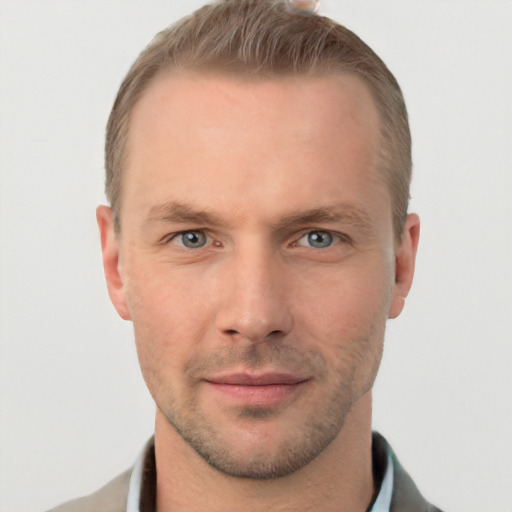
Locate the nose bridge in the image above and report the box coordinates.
[216,239,293,343]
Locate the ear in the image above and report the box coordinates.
[96,205,131,321]
[388,213,420,319]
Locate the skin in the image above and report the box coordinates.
[98,72,419,511]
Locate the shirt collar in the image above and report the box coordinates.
[126,437,156,512]
[368,452,394,512]
[126,435,394,512]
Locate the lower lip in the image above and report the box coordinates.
[204,381,307,407]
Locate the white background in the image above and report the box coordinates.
[1,1,511,511]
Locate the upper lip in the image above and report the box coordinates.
[204,372,310,386]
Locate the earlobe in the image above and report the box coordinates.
[96,206,132,321]
[388,213,420,319]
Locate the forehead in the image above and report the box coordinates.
[128,71,380,157]
[122,72,385,227]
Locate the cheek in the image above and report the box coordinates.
[125,259,213,332]
[290,260,393,340]
[123,267,214,385]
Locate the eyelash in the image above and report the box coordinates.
[294,230,348,249]
[162,229,350,250]
[163,230,217,249]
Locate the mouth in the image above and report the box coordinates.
[203,371,310,407]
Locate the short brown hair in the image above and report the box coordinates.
[105,0,411,237]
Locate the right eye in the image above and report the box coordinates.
[169,230,208,249]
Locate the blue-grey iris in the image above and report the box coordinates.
[181,231,207,248]
[308,231,333,248]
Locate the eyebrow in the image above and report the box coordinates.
[146,201,226,227]
[145,200,374,233]
[270,204,374,232]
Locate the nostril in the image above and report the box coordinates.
[223,328,285,342]
[265,330,287,341]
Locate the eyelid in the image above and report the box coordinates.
[159,228,350,248]
[161,229,210,246]
[293,229,351,246]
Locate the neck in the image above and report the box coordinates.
[154,392,375,512]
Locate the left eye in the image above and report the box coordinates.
[297,231,335,249]
[174,231,208,249]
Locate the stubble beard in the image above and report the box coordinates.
[154,328,384,480]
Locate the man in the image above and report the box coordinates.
[50,0,441,510]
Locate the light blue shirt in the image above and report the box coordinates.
[369,452,394,512]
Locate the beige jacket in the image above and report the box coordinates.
[48,433,443,512]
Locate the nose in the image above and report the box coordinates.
[215,244,293,345]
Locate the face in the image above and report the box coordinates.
[98,73,419,479]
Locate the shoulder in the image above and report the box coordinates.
[372,432,445,512]
[47,468,131,512]
[391,458,444,512]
